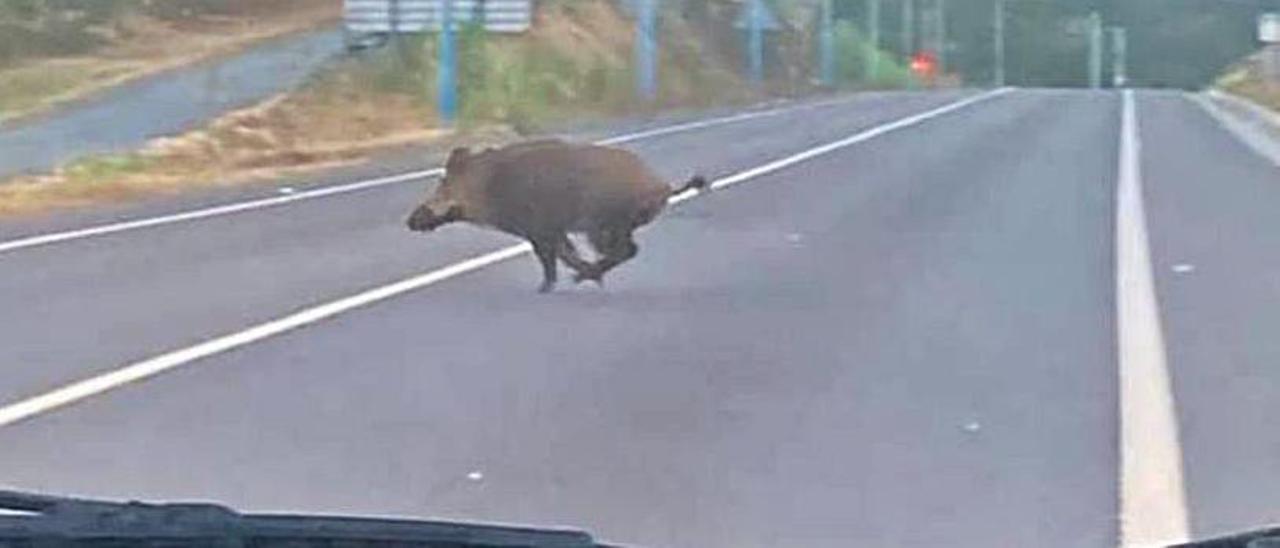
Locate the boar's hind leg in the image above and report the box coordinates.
[530,236,560,293]
[557,235,596,278]
[577,228,638,283]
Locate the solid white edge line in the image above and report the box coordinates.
[1205,88,1280,131]
[1115,89,1191,547]
[0,169,441,254]
[1192,91,1280,168]
[0,95,867,256]
[0,87,1010,429]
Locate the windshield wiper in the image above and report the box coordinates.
[1172,526,1280,548]
[0,489,611,547]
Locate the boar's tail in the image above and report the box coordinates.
[673,174,709,196]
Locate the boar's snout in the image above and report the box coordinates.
[406,204,440,232]
[406,202,463,232]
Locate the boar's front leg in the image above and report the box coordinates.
[529,235,560,293]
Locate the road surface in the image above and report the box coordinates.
[1,89,1278,547]
[0,28,341,180]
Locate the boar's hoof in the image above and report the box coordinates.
[573,268,604,286]
[538,280,556,293]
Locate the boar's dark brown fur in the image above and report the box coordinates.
[406,139,706,292]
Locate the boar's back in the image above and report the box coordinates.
[480,143,669,234]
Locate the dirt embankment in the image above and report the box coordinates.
[2,0,789,217]
[1218,49,1280,112]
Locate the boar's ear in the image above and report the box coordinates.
[446,147,472,172]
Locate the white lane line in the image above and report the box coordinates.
[0,96,860,256]
[697,88,1010,194]
[0,88,1010,429]
[1115,89,1191,547]
[0,169,439,255]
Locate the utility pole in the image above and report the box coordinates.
[747,0,764,87]
[902,0,914,58]
[866,0,880,81]
[993,0,1005,87]
[438,0,457,123]
[1110,26,1127,88]
[635,0,657,101]
[1087,11,1103,89]
[820,0,834,86]
[936,0,946,74]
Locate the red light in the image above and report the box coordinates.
[911,51,937,77]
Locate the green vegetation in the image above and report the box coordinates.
[832,21,916,89]
[0,0,320,67]
[0,1,125,66]
[326,2,743,134]
[459,42,634,132]
[0,62,96,115]
[340,35,637,133]
[62,153,154,184]
[834,0,1261,89]
[1218,60,1280,113]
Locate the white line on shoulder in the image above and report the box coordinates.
[1191,91,1280,168]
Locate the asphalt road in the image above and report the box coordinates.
[1,89,1278,547]
[0,28,341,180]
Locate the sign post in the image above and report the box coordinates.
[1260,13,1280,43]
[635,0,658,101]
[1261,13,1280,88]
[748,0,764,87]
[820,0,834,86]
[866,0,880,81]
[438,0,457,123]
[901,0,914,59]
[1087,11,1102,89]
[1110,26,1127,88]
[993,0,1004,87]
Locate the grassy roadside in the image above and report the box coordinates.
[1217,52,1280,112]
[0,0,339,125]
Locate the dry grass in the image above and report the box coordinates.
[1218,54,1280,112]
[0,88,520,217]
[0,1,340,124]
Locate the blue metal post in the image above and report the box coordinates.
[748,0,763,87]
[636,0,658,101]
[438,0,458,124]
[866,0,880,81]
[819,0,833,86]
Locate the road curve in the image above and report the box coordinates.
[0,28,342,180]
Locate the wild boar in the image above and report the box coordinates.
[406,139,707,292]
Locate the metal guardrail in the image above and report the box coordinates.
[344,0,533,34]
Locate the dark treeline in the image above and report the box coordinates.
[834,0,1276,88]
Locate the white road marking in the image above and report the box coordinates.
[1193,91,1280,169]
[1115,89,1191,547]
[1171,263,1194,274]
[0,169,439,255]
[0,88,1010,429]
[0,95,866,256]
